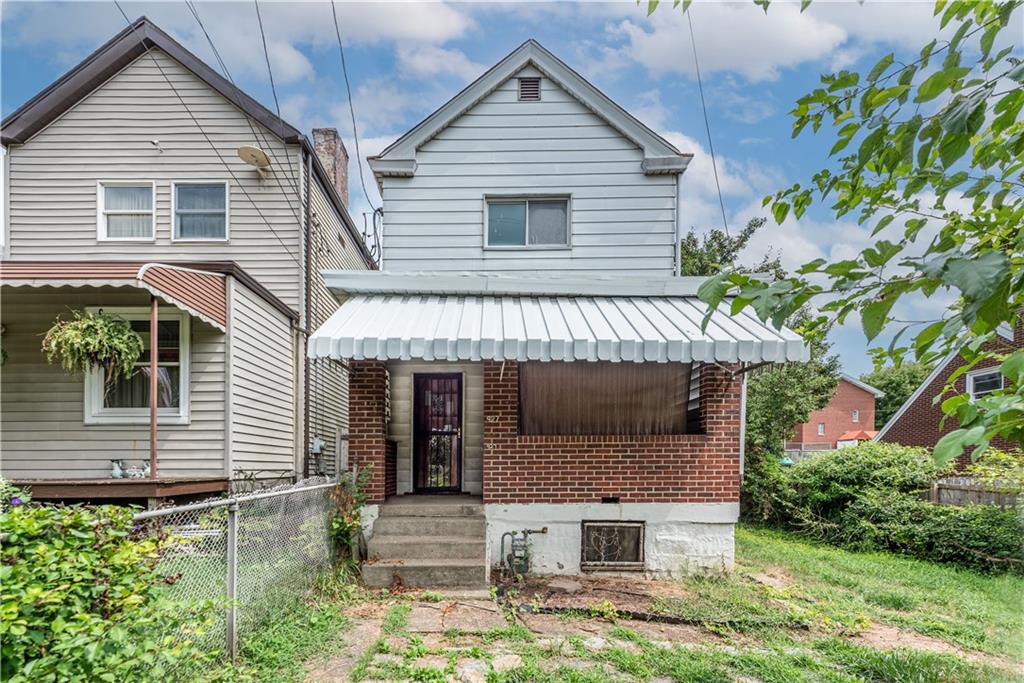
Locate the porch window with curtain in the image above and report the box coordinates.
[518,361,692,436]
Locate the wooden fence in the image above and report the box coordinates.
[930,476,1020,508]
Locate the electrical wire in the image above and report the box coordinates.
[184,0,302,207]
[111,1,302,266]
[687,9,730,236]
[252,0,284,140]
[329,0,378,214]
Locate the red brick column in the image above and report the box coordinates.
[482,360,742,504]
[348,360,388,504]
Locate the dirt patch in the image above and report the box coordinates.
[853,622,1014,671]
[619,620,715,647]
[515,575,690,615]
[305,613,383,682]
[519,612,605,636]
[749,567,793,591]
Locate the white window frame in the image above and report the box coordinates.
[96,181,156,242]
[171,181,230,242]
[483,195,571,250]
[83,307,191,425]
[817,423,826,436]
[852,409,860,423]
[966,368,1003,400]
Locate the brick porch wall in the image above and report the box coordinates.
[482,361,742,504]
[348,360,388,504]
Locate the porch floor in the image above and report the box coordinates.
[13,477,229,500]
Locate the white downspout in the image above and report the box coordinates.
[739,368,748,478]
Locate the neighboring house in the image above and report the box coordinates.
[785,374,883,453]
[0,18,374,502]
[308,40,809,585]
[877,321,1022,468]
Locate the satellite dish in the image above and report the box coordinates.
[237,145,271,176]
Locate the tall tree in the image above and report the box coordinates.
[678,217,785,279]
[651,0,1024,464]
[861,362,937,428]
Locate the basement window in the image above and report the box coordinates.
[581,521,644,570]
[518,77,541,101]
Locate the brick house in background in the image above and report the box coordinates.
[786,375,883,453]
[308,40,809,587]
[877,321,1022,468]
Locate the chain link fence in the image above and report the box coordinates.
[133,477,337,662]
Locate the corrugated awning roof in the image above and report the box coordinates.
[309,285,809,364]
[0,261,227,331]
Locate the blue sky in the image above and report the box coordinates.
[1,1,964,376]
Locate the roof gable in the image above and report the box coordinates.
[840,374,884,398]
[369,39,690,181]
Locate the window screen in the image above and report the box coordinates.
[176,183,227,239]
[518,361,690,435]
[104,319,181,409]
[582,522,644,569]
[487,198,568,247]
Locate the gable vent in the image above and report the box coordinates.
[518,77,541,101]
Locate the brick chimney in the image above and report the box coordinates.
[312,127,349,206]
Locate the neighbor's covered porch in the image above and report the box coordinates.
[309,272,808,507]
[0,262,231,500]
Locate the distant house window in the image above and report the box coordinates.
[98,182,154,240]
[84,308,190,425]
[817,423,826,436]
[486,198,569,247]
[174,182,228,240]
[852,409,860,423]
[967,369,1003,400]
[581,522,644,570]
[518,77,541,101]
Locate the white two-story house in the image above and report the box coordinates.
[0,17,373,501]
[308,41,808,586]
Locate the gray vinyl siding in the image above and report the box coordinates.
[3,48,305,309]
[228,282,296,477]
[305,177,368,475]
[386,361,483,495]
[0,287,225,479]
[381,65,677,276]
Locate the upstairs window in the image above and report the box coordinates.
[852,409,860,423]
[486,197,569,248]
[967,369,1003,400]
[98,182,154,240]
[174,182,228,240]
[817,423,826,436]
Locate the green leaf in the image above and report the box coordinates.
[861,297,896,341]
[941,251,1010,302]
[772,201,790,224]
[915,67,969,103]
[867,53,894,82]
[938,133,971,168]
[1001,351,1024,386]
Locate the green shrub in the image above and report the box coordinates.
[966,448,1024,494]
[844,491,1024,572]
[0,503,213,682]
[744,441,1022,573]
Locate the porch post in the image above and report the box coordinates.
[347,360,387,503]
[149,296,158,479]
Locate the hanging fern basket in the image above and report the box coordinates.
[42,310,145,389]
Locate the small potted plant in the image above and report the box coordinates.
[41,309,144,391]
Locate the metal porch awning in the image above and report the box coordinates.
[0,261,228,331]
[308,292,809,364]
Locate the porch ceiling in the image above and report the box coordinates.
[308,291,809,364]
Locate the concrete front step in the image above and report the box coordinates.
[361,558,487,588]
[372,515,486,537]
[368,534,485,561]
[379,503,484,518]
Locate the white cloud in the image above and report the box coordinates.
[395,45,485,82]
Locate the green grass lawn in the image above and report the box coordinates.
[217,527,1024,682]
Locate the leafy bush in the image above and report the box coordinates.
[965,448,1024,494]
[844,491,1024,572]
[0,503,213,682]
[329,466,372,566]
[744,441,1022,573]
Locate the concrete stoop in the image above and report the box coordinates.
[362,499,487,589]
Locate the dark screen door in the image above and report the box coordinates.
[413,373,462,492]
